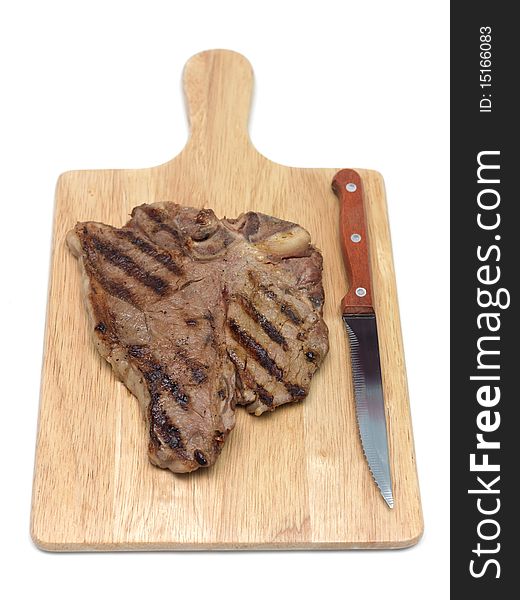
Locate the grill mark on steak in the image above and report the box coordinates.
[188,365,207,384]
[88,264,138,307]
[115,229,183,275]
[126,348,191,410]
[236,294,288,350]
[143,364,190,409]
[227,351,274,407]
[244,376,274,407]
[89,235,169,295]
[227,318,284,381]
[280,302,303,325]
[175,349,208,384]
[128,344,148,358]
[257,283,303,325]
[228,343,307,403]
[149,393,184,450]
[255,385,274,406]
[81,233,140,307]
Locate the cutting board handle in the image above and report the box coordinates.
[182,50,253,153]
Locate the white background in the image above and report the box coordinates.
[0,1,449,598]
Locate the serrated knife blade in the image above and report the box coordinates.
[332,169,394,508]
[344,314,393,507]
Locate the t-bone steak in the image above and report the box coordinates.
[67,203,329,472]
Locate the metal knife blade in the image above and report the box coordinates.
[332,169,394,509]
[343,314,393,508]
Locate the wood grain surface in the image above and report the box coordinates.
[31,49,423,551]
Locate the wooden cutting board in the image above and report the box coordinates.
[31,49,422,550]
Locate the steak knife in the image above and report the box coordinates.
[332,169,394,508]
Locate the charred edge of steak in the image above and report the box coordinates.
[309,295,324,309]
[285,383,307,400]
[305,350,318,362]
[213,430,226,454]
[137,205,166,224]
[194,449,208,466]
[115,229,184,276]
[85,233,169,296]
[242,212,260,240]
[235,294,288,350]
[227,318,284,381]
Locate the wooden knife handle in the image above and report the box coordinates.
[332,169,374,315]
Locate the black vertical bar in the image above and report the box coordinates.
[451,2,516,596]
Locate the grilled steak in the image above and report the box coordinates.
[67,203,329,472]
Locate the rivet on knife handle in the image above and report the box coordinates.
[332,168,394,509]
